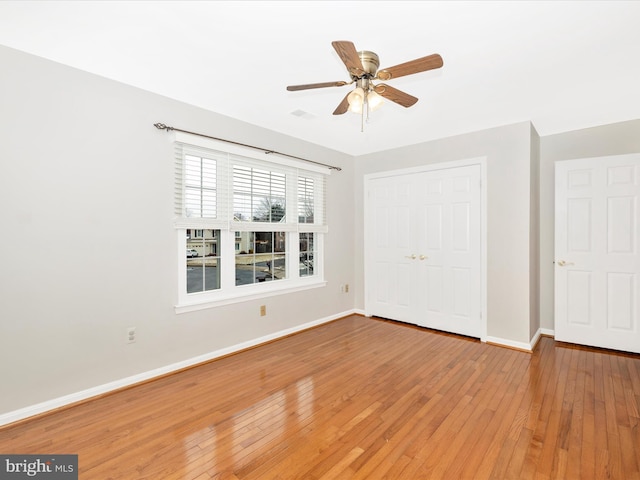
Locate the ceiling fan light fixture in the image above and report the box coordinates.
[367,90,384,111]
[347,87,365,113]
[286,41,443,127]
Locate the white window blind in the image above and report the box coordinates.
[175,142,327,232]
[184,154,217,218]
[298,175,315,224]
[233,165,286,223]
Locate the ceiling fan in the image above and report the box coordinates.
[286,41,443,124]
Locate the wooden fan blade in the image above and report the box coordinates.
[333,92,351,115]
[287,81,347,91]
[373,84,418,108]
[332,41,365,77]
[377,54,443,81]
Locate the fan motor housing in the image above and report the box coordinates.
[357,51,379,76]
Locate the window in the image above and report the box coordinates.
[299,232,315,277]
[236,232,286,285]
[174,134,328,312]
[187,229,221,293]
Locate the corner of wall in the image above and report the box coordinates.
[530,123,541,341]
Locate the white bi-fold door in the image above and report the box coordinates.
[555,154,640,353]
[365,163,483,338]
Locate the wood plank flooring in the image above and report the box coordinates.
[1,315,639,479]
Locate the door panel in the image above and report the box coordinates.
[555,154,640,353]
[425,265,444,314]
[452,203,471,252]
[452,267,471,317]
[607,195,634,253]
[607,272,634,330]
[566,270,592,326]
[567,198,591,252]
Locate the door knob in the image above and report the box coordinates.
[557,260,574,267]
[419,255,427,260]
[404,254,417,260]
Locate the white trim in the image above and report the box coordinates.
[0,310,356,427]
[540,328,555,337]
[175,279,327,314]
[174,131,332,175]
[485,335,535,352]
[479,159,488,341]
[530,328,542,350]
[363,156,487,181]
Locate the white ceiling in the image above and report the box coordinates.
[1,1,639,156]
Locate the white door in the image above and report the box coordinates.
[555,154,640,353]
[366,164,482,338]
[414,166,482,337]
[366,174,415,324]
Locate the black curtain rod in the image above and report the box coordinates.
[154,123,342,171]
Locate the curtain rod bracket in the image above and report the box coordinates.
[154,122,341,171]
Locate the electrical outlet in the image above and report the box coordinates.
[260,305,266,316]
[344,284,349,293]
[126,327,136,344]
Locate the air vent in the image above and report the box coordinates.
[290,109,316,120]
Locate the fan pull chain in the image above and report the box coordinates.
[361,89,372,133]
[360,95,365,132]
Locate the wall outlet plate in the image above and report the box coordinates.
[126,327,136,344]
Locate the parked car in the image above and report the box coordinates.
[186,249,199,258]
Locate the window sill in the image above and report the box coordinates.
[175,279,327,314]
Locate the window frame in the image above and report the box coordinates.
[173,132,329,313]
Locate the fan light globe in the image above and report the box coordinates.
[347,87,365,113]
[367,90,384,111]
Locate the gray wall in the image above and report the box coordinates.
[539,119,640,331]
[354,122,538,345]
[0,45,356,416]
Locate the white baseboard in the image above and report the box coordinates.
[540,328,555,337]
[485,327,555,353]
[0,309,356,427]
[484,335,535,352]
[529,328,542,350]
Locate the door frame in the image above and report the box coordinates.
[363,157,488,342]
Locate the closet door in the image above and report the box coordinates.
[365,164,482,338]
[366,174,416,324]
[414,165,482,337]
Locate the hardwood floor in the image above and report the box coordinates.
[1,315,639,479]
